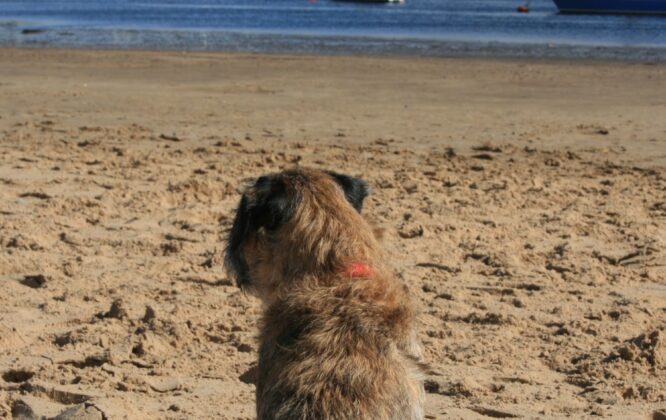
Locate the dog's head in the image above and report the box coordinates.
[224,168,373,299]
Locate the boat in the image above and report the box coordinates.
[553,0,666,14]
[334,0,403,3]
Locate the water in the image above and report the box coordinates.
[1,0,666,60]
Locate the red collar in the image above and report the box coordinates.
[344,263,375,278]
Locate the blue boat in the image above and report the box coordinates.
[553,0,666,14]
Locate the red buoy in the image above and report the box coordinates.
[517,4,529,12]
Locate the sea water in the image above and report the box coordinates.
[1,0,666,60]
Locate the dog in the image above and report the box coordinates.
[225,168,424,420]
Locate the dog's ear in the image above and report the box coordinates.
[225,176,296,288]
[225,193,252,287]
[327,171,369,213]
[250,176,295,231]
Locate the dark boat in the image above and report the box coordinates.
[334,0,403,3]
[553,0,666,14]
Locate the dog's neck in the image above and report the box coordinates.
[343,262,374,278]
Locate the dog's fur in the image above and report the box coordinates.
[225,168,424,420]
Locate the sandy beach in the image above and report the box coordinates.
[0,48,665,419]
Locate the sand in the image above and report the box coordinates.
[0,47,665,419]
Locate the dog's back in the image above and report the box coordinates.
[256,271,424,420]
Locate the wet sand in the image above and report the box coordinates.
[0,48,665,419]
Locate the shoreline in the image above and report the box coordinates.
[3,28,666,62]
[6,42,666,64]
[5,43,656,63]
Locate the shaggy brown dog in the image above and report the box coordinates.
[225,168,424,420]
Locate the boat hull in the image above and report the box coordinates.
[334,0,403,3]
[553,0,666,14]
